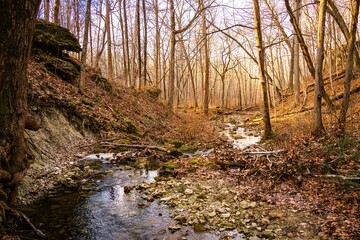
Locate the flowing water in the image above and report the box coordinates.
[20,115,257,239]
[220,115,261,149]
[21,162,243,240]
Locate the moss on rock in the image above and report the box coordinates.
[90,74,112,92]
[33,20,81,54]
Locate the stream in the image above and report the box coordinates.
[20,116,258,240]
[220,115,261,149]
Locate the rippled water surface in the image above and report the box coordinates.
[22,164,243,240]
[21,114,256,239]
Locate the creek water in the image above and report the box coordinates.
[220,115,261,149]
[20,116,257,240]
[21,164,240,239]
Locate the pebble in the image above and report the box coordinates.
[249,236,261,240]
[184,189,193,195]
[168,225,181,231]
[261,217,270,225]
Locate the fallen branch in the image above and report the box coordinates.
[12,209,46,238]
[314,174,360,180]
[240,149,287,155]
[99,142,168,152]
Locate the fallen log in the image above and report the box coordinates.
[99,142,168,152]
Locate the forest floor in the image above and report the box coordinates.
[8,60,359,240]
[125,107,358,240]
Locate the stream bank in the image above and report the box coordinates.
[18,114,259,239]
[17,112,360,239]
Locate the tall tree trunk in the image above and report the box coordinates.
[154,0,160,87]
[75,0,80,58]
[65,0,71,29]
[0,0,41,227]
[288,40,295,91]
[54,0,60,24]
[221,75,225,109]
[95,0,105,69]
[285,0,334,112]
[263,0,294,92]
[105,0,113,80]
[118,0,127,85]
[79,0,92,93]
[199,0,209,115]
[179,39,198,110]
[327,0,360,66]
[134,0,141,88]
[44,0,50,21]
[253,0,272,139]
[293,0,301,106]
[313,0,327,135]
[168,0,176,108]
[338,0,360,133]
[122,0,131,86]
[142,0,147,87]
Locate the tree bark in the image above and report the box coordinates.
[0,0,40,228]
[118,0,126,85]
[54,0,60,24]
[122,0,131,86]
[168,0,176,108]
[326,0,360,66]
[253,0,272,139]
[134,0,141,88]
[293,0,301,106]
[44,0,50,21]
[179,38,198,110]
[142,0,148,87]
[285,0,334,112]
[154,0,160,87]
[105,0,113,80]
[313,0,327,135]
[79,0,92,93]
[338,0,360,133]
[199,0,210,115]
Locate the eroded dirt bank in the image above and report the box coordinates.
[18,109,360,240]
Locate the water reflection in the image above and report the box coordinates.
[22,166,243,240]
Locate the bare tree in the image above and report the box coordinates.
[327,0,360,66]
[338,0,360,133]
[135,0,142,87]
[293,0,301,106]
[142,0,148,87]
[54,0,60,24]
[253,0,272,138]
[199,0,210,115]
[154,0,160,87]
[0,0,41,227]
[79,0,92,93]
[167,0,200,108]
[105,0,114,80]
[122,0,131,85]
[285,0,334,112]
[313,0,327,135]
[44,0,50,21]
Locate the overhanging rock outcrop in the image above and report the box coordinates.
[32,20,81,83]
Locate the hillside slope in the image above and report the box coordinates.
[19,20,218,203]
